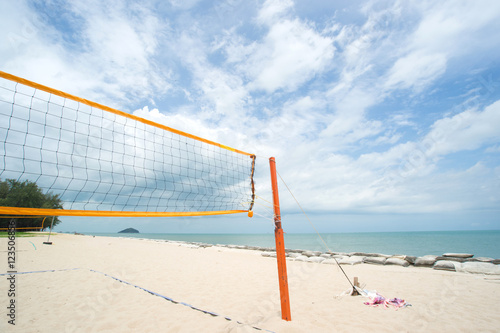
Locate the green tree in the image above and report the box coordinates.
[0,179,63,231]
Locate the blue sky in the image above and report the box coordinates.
[1,0,499,233]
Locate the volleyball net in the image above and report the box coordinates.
[0,71,256,217]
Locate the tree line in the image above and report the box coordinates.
[0,179,63,231]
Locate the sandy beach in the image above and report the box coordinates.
[1,233,500,333]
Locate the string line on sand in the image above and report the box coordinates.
[0,268,81,275]
[0,268,275,333]
[276,171,355,290]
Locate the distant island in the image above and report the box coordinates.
[118,228,139,233]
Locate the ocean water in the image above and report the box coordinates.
[86,230,500,259]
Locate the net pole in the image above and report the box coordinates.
[43,216,55,245]
[269,157,291,321]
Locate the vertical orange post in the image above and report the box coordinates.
[269,157,291,321]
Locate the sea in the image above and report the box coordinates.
[85,230,500,259]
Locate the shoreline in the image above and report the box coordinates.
[74,232,500,275]
[72,229,500,259]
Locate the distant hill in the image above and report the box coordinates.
[118,228,139,233]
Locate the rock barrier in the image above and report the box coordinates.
[363,257,387,265]
[283,250,499,275]
[414,255,437,267]
[162,240,500,276]
[433,260,457,271]
[385,257,410,267]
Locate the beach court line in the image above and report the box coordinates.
[0,268,275,332]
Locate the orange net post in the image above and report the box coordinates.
[269,157,291,321]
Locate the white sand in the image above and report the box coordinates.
[1,233,499,332]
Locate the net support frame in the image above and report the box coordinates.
[0,207,246,217]
[0,70,255,217]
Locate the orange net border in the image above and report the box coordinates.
[0,71,255,217]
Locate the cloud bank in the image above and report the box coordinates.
[1,0,499,231]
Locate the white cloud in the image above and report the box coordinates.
[357,99,500,179]
[319,88,382,149]
[215,2,338,94]
[133,106,251,154]
[0,0,170,108]
[273,98,500,214]
[2,0,499,227]
[384,52,447,92]
[168,0,203,11]
[246,19,335,93]
[485,145,500,153]
[134,106,218,141]
[275,144,499,214]
[389,113,416,128]
[411,0,500,53]
[168,31,251,126]
[425,100,500,157]
[257,0,294,25]
[0,1,39,59]
[382,0,500,94]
